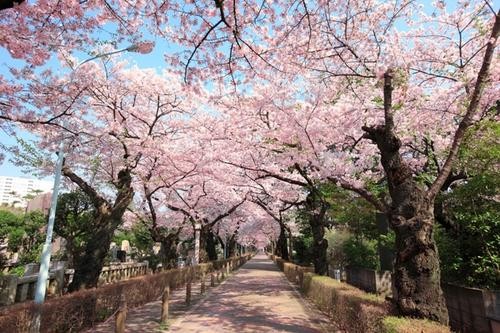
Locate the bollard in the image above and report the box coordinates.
[210,272,215,287]
[115,295,127,333]
[160,285,170,324]
[201,274,206,294]
[186,280,192,305]
[226,263,230,275]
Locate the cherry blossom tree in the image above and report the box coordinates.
[160,175,248,261]
[194,1,499,323]
[126,133,201,268]
[1,0,498,324]
[3,60,200,290]
[251,192,299,261]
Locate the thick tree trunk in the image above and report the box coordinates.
[64,167,134,292]
[205,230,218,261]
[276,225,289,260]
[310,214,328,275]
[199,227,216,262]
[306,193,328,275]
[159,236,178,269]
[391,207,448,324]
[63,237,77,268]
[150,228,180,269]
[68,224,113,292]
[227,236,237,258]
[363,80,449,324]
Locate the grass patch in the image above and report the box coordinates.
[382,316,450,333]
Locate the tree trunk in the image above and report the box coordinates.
[276,225,289,260]
[0,0,25,11]
[63,167,134,292]
[63,237,76,268]
[150,228,180,269]
[363,93,449,323]
[205,229,218,261]
[227,236,237,258]
[310,214,328,275]
[68,225,112,291]
[159,236,178,269]
[391,211,448,323]
[198,227,216,262]
[306,193,328,275]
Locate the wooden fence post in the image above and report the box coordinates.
[201,273,206,294]
[160,285,170,324]
[115,295,127,333]
[210,272,215,287]
[186,279,192,305]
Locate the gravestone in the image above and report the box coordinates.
[153,242,161,255]
[110,242,118,261]
[121,240,130,252]
[121,240,131,262]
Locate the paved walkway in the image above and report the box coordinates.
[87,269,216,333]
[88,254,336,333]
[168,254,334,333]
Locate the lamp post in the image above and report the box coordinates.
[30,42,154,333]
[194,223,201,265]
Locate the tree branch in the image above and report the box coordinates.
[62,165,108,209]
[429,11,500,199]
[328,176,388,213]
[208,197,246,227]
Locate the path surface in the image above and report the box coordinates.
[88,254,336,332]
[168,254,334,333]
[87,269,215,333]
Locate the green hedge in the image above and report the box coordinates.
[270,255,450,333]
[303,273,388,332]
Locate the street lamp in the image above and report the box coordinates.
[31,42,154,333]
[69,41,156,68]
[194,223,202,265]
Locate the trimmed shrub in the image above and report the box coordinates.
[0,255,251,332]
[275,258,285,271]
[0,266,201,332]
[283,262,314,286]
[272,257,450,333]
[302,273,388,332]
[381,316,451,333]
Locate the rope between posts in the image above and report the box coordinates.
[102,306,123,324]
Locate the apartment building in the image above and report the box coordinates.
[0,176,53,208]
